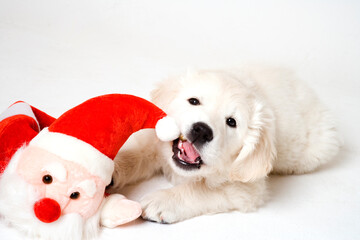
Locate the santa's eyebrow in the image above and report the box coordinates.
[41,162,67,182]
[76,179,96,197]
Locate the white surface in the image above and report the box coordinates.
[0,0,359,239]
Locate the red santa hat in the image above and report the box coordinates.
[0,101,56,173]
[1,94,180,184]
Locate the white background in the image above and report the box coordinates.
[0,0,359,239]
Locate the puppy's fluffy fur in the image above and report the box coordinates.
[110,66,340,223]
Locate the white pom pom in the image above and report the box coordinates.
[155,116,180,142]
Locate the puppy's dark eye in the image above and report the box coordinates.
[188,98,200,106]
[42,175,53,184]
[70,192,80,200]
[226,118,237,128]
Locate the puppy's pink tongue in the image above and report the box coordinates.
[179,141,200,163]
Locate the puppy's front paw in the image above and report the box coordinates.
[141,189,184,224]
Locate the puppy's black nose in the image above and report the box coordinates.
[189,122,213,146]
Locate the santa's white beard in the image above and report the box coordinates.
[0,147,102,240]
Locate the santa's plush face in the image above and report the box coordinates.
[0,145,142,239]
[16,146,107,222]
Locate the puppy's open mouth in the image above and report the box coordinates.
[172,136,203,170]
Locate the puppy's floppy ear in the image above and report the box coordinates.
[230,100,276,182]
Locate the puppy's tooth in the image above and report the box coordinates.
[179,134,187,141]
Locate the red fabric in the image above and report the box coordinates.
[0,103,55,174]
[49,94,167,159]
[30,106,56,130]
[33,198,61,223]
[0,94,165,173]
[0,115,39,174]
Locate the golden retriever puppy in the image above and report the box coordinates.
[109,66,340,223]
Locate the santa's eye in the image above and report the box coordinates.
[188,98,200,105]
[70,192,80,200]
[42,175,53,184]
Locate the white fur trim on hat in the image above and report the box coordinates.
[155,116,180,142]
[29,128,114,184]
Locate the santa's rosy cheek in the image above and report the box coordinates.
[63,184,105,218]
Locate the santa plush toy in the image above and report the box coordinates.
[0,94,179,239]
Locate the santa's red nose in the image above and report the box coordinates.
[33,198,61,223]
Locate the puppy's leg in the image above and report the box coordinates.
[141,179,267,223]
[108,130,163,192]
[297,105,341,173]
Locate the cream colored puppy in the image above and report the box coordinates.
[109,66,340,223]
